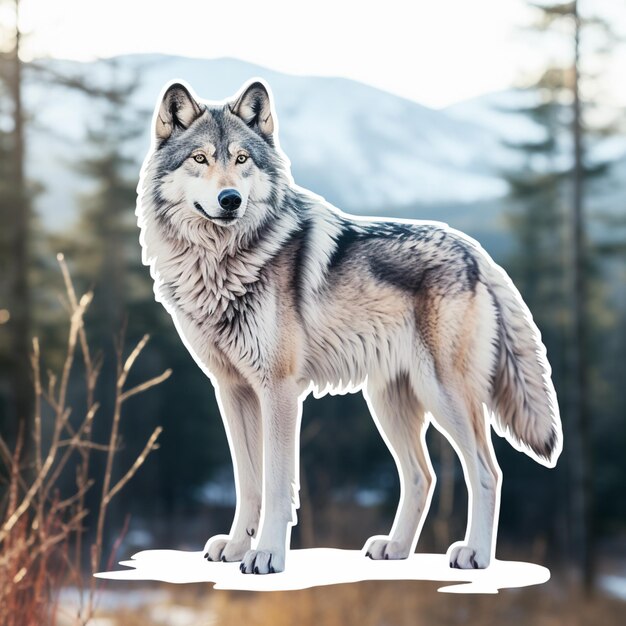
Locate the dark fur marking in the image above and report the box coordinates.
[327,221,372,269]
[362,223,481,294]
[543,428,557,460]
[370,258,438,293]
[292,214,313,307]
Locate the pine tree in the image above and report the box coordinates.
[0,0,35,458]
[502,0,624,592]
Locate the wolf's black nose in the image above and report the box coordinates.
[218,189,242,211]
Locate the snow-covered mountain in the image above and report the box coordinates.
[26,55,514,229]
[24,54,625,245]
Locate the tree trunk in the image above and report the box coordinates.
[570,0,594,594]
[7,0,33,457]
[434,435,455,550]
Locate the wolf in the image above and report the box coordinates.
[136,79,562,575]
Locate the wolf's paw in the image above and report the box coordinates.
[448,544,490,569]
[364,536,411,560]
[203,535,250,562]
[239,548,284,574]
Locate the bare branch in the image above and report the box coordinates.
[104,427,162,506]
[0,408,70,542]
[120,369,172,402]
[55,480,94,512]
[120,334,150,386]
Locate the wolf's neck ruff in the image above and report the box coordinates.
[141,184,302,320]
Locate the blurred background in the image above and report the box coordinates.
[0,0,625,624]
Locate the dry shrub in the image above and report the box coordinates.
[0,254,170,625]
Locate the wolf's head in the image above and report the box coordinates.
[141,80,290,243]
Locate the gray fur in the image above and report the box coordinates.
[136,79,563,574]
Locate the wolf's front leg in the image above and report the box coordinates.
[240,377,300,574]
[204,380,262,562]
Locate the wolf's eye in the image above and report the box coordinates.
[236,154,248,164]
[193,154,207,164]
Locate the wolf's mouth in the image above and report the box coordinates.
[193,202,238,226]
[193,202,212,219]
[210,217,237,226]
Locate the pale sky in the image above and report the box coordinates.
[14,0,626,109]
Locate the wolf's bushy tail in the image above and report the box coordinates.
[479,257,562,466]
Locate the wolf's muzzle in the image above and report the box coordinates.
[218,189,242,212]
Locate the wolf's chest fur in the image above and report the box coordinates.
[154,234,260,321]
[144,219,289,380]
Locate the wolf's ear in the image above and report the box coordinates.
[230,81,275,144]
[155,83,203,143]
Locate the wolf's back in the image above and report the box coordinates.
[479,255,562,466]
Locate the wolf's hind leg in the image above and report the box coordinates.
[431,391,501,569]
[363,374,434,560]
[204,380,262,562]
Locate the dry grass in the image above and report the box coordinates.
[0,254,170,626]
[69,576,625,626]
[213,581,625,626]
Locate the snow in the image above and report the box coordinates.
[24,54,514,230]
[96,548,551,594]
[23,54,626,230]
[446,89,548,145]
[600,573,626,602]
